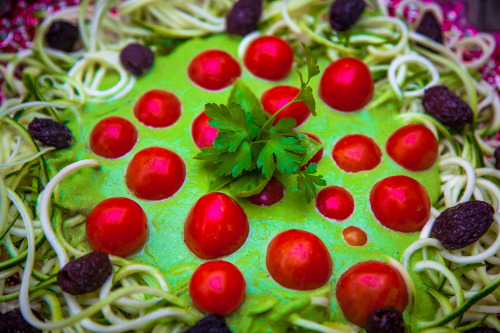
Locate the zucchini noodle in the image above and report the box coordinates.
[2,0,500,332]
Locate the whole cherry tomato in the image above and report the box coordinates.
[244,36,294,81]
[332,134,382,172]
[184,192,249,259]
[85,197,148,257]
[187,49,241,90]
[370,175,431,233]
[191,111,218,149]
[319,57,374,112]
[125,147,186,201]
[336,261,408,328]
[386,124,439,171]
[266,229,332,290]
[260,85,310,127]
[189,260,246,315]
[89,116,137,159]
[315,186,354,221]
[133,89,182,128]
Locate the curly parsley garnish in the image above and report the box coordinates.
[196,44,326,202]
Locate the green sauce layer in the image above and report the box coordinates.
[49,34,441,331]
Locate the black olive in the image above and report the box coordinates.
[45,20,79,52]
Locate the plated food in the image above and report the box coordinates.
[1,0,500,332]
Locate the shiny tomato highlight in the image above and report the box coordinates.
[370,175,431,233]
[187,49,241,90]
[133,89,181,128]
[386,124,439,171]
[85,197,148,257]
[244,36,294,81]
[319,57,374,112]
[189,260,247,315]
[89,116,137,159]
[261,85,310,127]
[336,261,408,328]
[184,192,249,259]
[125,147,186,201]
[266,229,333,290]
[332,134,382,172]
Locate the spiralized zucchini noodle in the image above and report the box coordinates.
[1,0,500,332]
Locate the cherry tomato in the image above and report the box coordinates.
[184,192,249,259]
[342,226,368,246]
[315,186,354,221]
[266,229,332,291]
[319,57,374,112]
[246,177,285,206]
[189,260,246,315]
[187,49,241,90]
[332,134,382,173]
[125,147,186,201]
[244,36,293,81]
[133,89,182,128]
[301,132,324,168]
[260,85,310,127]
[370,175,430,233]
[191,111,218,149]
[89,116,137,159]
[386,124,439,171]
[85,197,148,257]
[336,261,408,328]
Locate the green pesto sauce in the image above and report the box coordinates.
[49,34,441,331]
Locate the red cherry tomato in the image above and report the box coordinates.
[184,192,249,259]
[125,147,186,201]
[89,116,137,159]
[386,124,439,171]
[315,186,354,221]
[189,260,246,315]
[260,86,310,127]
[266,229,332,291]
[85,197,148,257]
[191,111,218,149]
[332,134,382,172]
[187,49,241,90]
[133,89,182,128]
[319,57,374,112]
[370,175,431,233]
[246,177,285,206]
[336,261,408,328]
[244,36,294,81]
[301,132,324,168]
[342,226,368,246]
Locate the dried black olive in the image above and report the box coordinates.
[365,306,404,333]
[432,201,495,250]
[329,0,366,32]
[422,85,474,129]
[416,11,443,44]
[466,326,499,333]
[120,43,154,77]
[226,0,262,36]
[28,117,73,149]
[184,314,232,333]
[57,252,112,295]
[0,308,43,333]
[45,20,79,52]
[494,146,500,170]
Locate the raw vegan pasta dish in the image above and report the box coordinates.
[2,0,500,332]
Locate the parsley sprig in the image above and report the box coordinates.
[195,44,326,202]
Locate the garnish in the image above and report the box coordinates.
[196,44,325,202]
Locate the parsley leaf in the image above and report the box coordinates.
[297,163,327,203]
[257,136,304,177]
[216,140,252,177]
[206,103,249,152]
[302,42,320,80]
